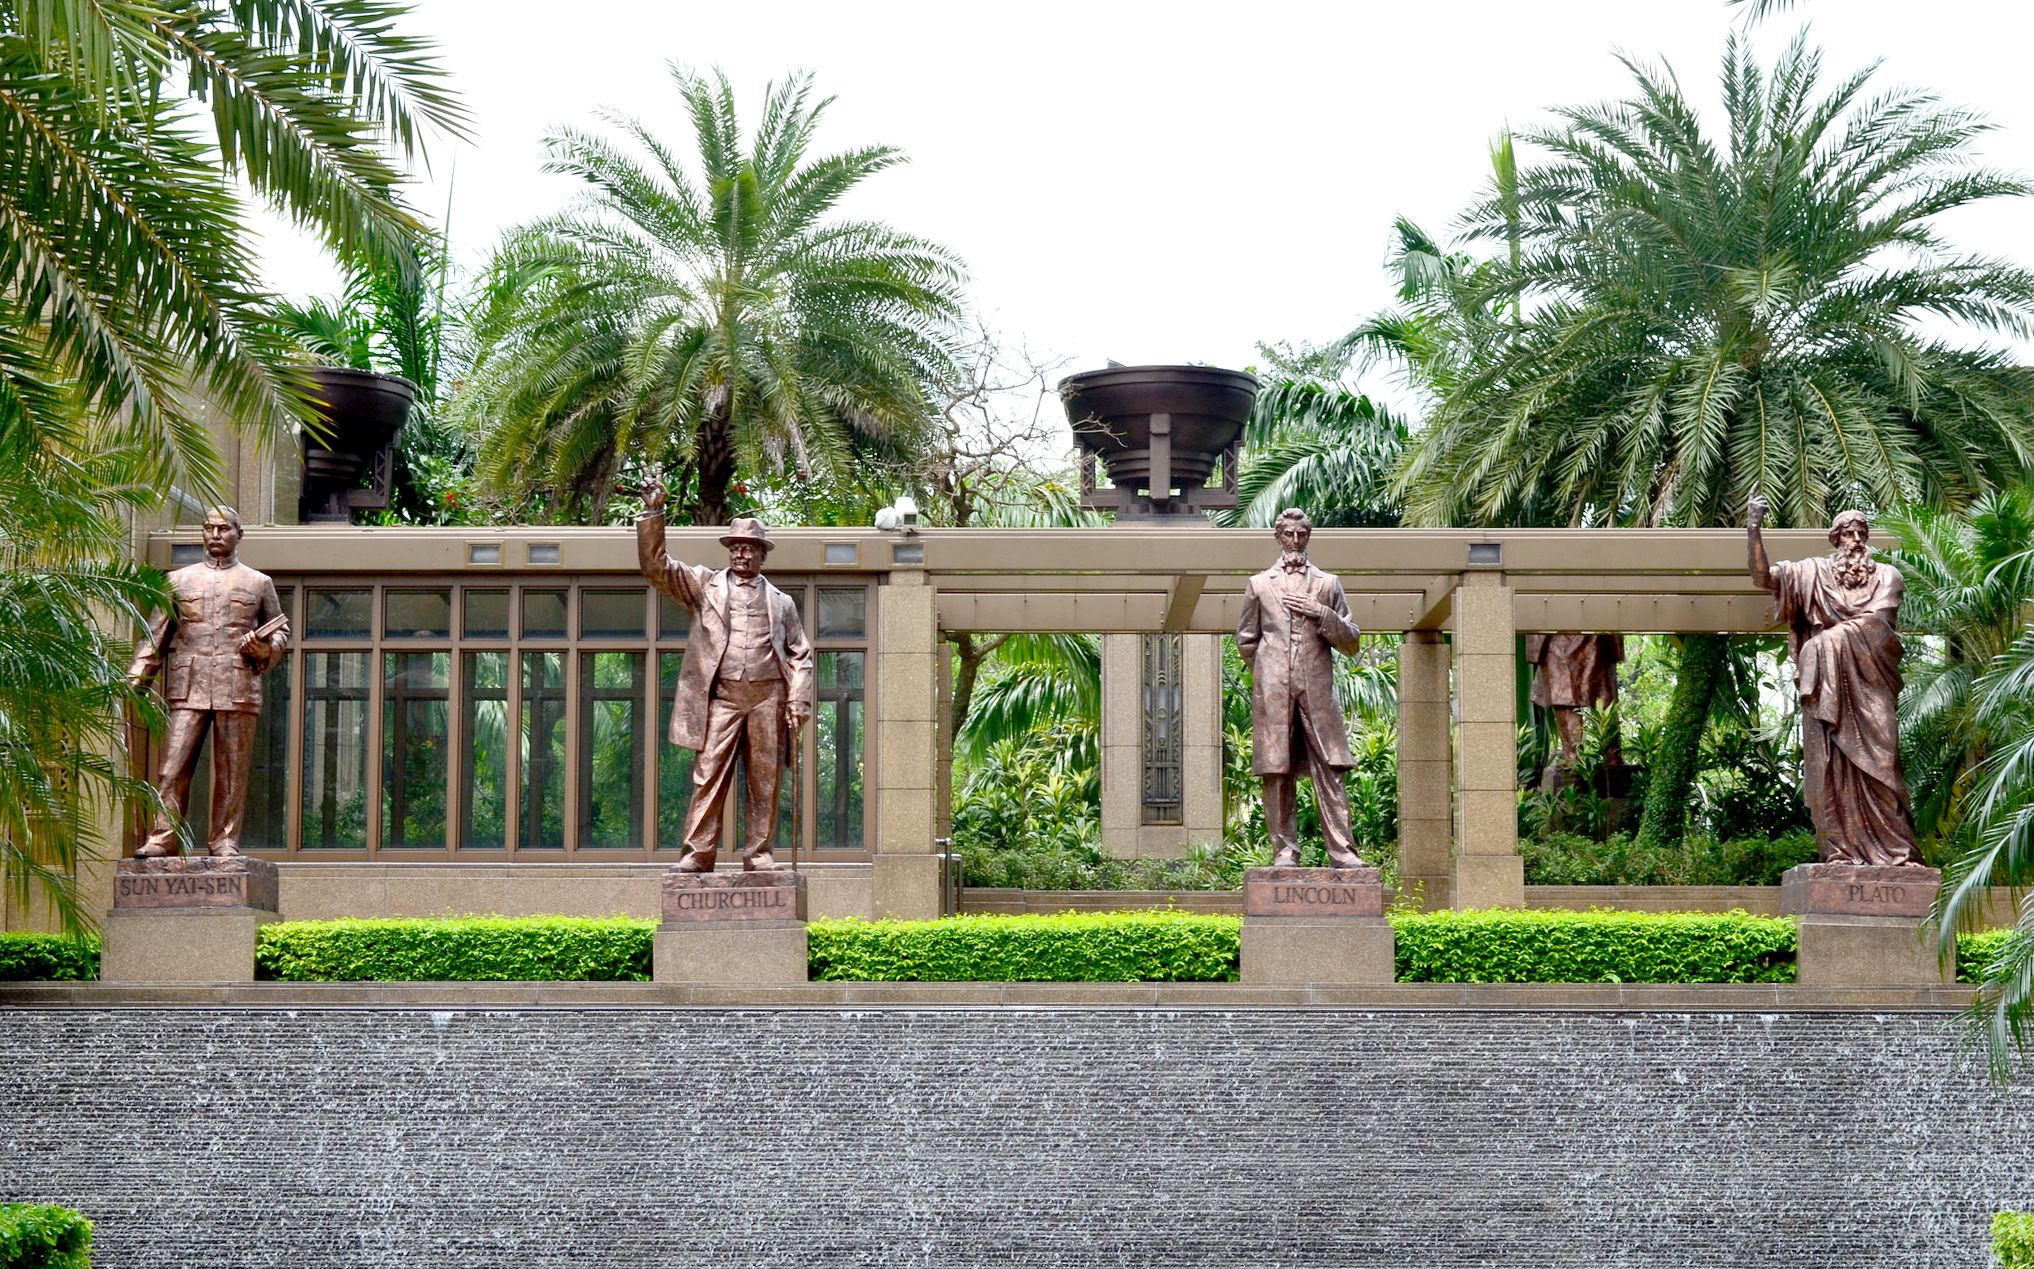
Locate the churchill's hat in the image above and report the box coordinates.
[718,517,776,552]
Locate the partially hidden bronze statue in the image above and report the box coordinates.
[127,506,289,857]
[638,478,815,871]
[1525,633,1625,782]
[1236,508,1366,867]
[1748,496,1923,867]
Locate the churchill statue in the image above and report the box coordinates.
[638,478,815,872]
[126,506,289,858]
[1747,496,1923,867]
[1236,508,1365,868]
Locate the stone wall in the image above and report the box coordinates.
[5,1008,2030,1266]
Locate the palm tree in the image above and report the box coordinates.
[1883,491,2034,853]
[1394,33,2034,847]
[1219,379,1408,529]
[457,68,967,526]
[1,2,466,495]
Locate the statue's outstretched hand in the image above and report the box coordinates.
[1748,494,1769,531]
[642,477,668,514]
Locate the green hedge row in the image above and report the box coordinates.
[1997,1212,2034,1269]
[0,1204,91,1269]
[809,911,1239,982]
[0,934,98,982]
[1395,908,1795,983]
[254,917,653,982]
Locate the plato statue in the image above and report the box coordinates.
[126,506,289,857]
[638,479,815,871]
[1236,508,1365,868]
[1747,496,1923,866]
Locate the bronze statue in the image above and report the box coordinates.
[639,480,815,871]
[1236,508,1365,867]
[126,507,289,858]
[1526,633,1625,779]
[1748,496,1923,866]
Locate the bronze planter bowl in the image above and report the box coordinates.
[299,366,416,522]
[1059,364,1257,517]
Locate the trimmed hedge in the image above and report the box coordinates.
[1392,909,1796,984]
[1997,1212,2034,1269]
[808,911,1240,982]
[0,934,98,982]
[1958,929,2014,984]
[0,1204,91,1269]
[255,916,653,982]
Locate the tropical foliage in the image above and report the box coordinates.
[456,67,967,524]
[1389,35,2034,848]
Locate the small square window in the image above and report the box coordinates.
[170,543,203,566]
[384,589,451,639]
[824,542,857,566]
[466,543,501,566]
[527,543,561,566]
[463,589,510,638]
[305,589,372,638]
[522,589,568,639]
[891,542,925,566]
[817,588,866,637]
[580,589,647,638]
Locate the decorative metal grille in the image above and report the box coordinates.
[1140,632,1183,825]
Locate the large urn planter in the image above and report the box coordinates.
[1058,364,1257,520]
[298,366,416,523]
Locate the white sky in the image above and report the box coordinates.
[256,0,2034,403]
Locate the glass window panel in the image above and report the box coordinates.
[305,589,371,639]
[244,586,293,849]
[580,589,647,639]
[301,652,370,848]
[519,651,566,848]
[579,652,644,848]
[382,652,450,848]
[817,588,867,638]
[522,589,568,639]
[816,651,865,850]
[463,589,509,639]
[657,653,696,849]
[733,753,797,857]
[658,592,691,640]
[461,652,509,849]
[384,590,451,639]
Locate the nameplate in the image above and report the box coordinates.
[1780,863,1941,919]
[660,869,806,924]
[1243,866,1385,918]
[114,858,278,911]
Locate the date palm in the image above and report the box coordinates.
[1395,34,2034,847]
[457,68,967,525]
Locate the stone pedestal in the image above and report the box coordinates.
[652,869,808,985]
[101,857,280,982]
[1781,863,1949,987]
[1239,866,1395,985]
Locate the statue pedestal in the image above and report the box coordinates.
[100,858,280,982]
[1239,866,1394,985]
[1781,863,1948,986]
[652,870,808,985]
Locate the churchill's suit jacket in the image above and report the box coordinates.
[1235,561,1361,775]
[638,516,816,752]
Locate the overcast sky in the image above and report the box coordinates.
[257,0,2034,402]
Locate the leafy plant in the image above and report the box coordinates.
[1996,1212,2034,1269]
[0,932,100,981]
[810,911,1241,983]
[1392,909,1796,983]
[0,1203,92,1269]
[255,916,653,982]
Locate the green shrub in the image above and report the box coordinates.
[1391,908,1796,983]
[809,911,1241,982]
[1959,929,2015,985]
[1520,830,1816,886]
[1997,1212,2034,1269]
[0,1204,92,1269]
[0,934,98,982]
[255,917,653,982]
